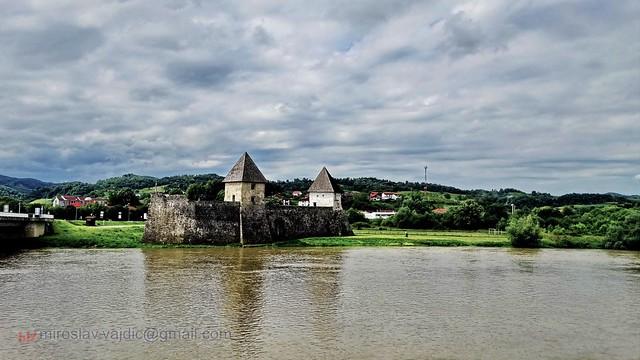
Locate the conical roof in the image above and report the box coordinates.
[223,152,267,183]
[308,167,342,193]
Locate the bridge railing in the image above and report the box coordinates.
[0,212,29,218]
[0,212,54,220]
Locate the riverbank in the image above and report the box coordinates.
[28,220,608,249]
[38,220,145,248]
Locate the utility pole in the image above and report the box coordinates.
[424,165,428,192]
[239,206,244,246]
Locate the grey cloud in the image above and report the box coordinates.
[252,25,274,46]
[2,23,104,68]
[166,61,235,87]
[509,0,632,38]
[129,87,171,102]
[440,12,497,57]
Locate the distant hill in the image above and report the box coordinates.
[0,175,54,197]
[27,173,225,199]
[1,172,638,209]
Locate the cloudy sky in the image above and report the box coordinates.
[1,0,638,194]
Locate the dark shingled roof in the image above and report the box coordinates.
[223,152,267,183]
[308,167,342,193]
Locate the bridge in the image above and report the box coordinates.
[0,212,54,240]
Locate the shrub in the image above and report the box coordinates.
[604,214,640,250]
[507,215,542,248]
[351,221,371,230]
[346,208,366,223]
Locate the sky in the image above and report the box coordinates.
[0,0,638,195]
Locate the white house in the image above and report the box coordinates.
[307,167,342,210]
[297,198,310,207]
[362,210,397,220]
[381,192,401,201]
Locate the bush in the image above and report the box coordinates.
[507,215,542,248]
[604,214,640,250]
[351,221,371,230]
[346,208,366,223]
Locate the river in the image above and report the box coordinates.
[1,247,639,359]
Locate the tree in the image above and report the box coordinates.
[186,183,204,201]
[342,192,369,210]
[605,213,640,250]
[187,181,223,201]
[507,215,542,248]
[401,192,432,213]
[107,188,140,206]
[346,208,366,223]
[448,200,485,230]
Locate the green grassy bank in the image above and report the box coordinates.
[284,229,511,247]
[36,220,606,249]
[39,220,145,248]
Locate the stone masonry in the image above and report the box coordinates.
[142,194,353,245]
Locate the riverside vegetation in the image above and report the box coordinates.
[36,219,611,249]
[2,173,638,250]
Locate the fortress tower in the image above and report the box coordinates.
[308,167,342,210]
[223,152,267,206]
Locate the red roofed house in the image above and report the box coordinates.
[369,192,381,201]
[53,195,105,208]
[53,195,84,208]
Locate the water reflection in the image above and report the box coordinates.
[140,248,346,359]
[218,248,266,358]
[507,248,542,273]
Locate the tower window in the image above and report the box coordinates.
[232,195,236,202]
[251,183,256,190]
[251,196,256,204]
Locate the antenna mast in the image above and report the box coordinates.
[424,164,428,192]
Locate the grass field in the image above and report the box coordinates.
[40,220,145,248]
[285,229,510,247]
[39,220,604,249]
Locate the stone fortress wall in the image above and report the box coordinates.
[142,194,353,245]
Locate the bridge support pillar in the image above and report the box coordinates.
[24,223,46,238]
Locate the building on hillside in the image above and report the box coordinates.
[53,195,108,208]
[381,192,401,201]
[297,196,310,207]
[362,210,397,220]
[433,207,448,215]
[223,152,268,206]
[84,197,108,206]
[53,195,84,208]
[308,167,342,210]
[369,192,381,201]
[292,190,302,197]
